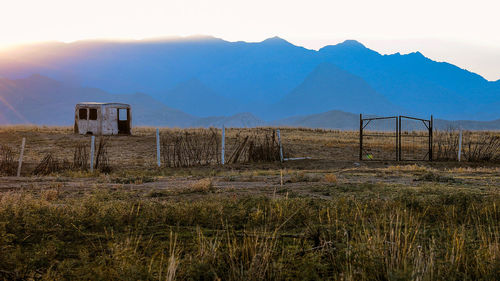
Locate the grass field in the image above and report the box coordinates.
[0,126,499,280]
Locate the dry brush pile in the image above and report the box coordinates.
[32,137,111,175]
[434,129,500,161]
[161,128,221,167]
[160,128,286,167]
[226,128,285,164]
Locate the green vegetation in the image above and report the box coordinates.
[0,183,498,280]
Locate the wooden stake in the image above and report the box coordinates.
[221,125,225,165]
[458,129,462,162]
[156,128,161,167]
[277,129,283,163]
[16,137,25,177]
[280,169,283,187]
[274,169,283,200]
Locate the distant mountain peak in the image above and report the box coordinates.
[22,74,61,86]
[318,39,378,56]
[338,40,366,48]
[261,36,292,45]
[27,73,53,81]
[180,35,222,42]
[409,51,425,57]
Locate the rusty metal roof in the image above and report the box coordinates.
[76,102,130,108]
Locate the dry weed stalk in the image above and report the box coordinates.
[73,143,88,170]
[32,154,70,175]
[0,145,16,176]
[94,137,111,173]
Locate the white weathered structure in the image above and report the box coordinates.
[74,102,131,135]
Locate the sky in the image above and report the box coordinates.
[1,0,499,80]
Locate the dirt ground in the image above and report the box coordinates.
[1,160,499,202]
[1,126,499,200]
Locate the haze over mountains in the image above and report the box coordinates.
[1,36,499,128]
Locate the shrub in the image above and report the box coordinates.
[189,178,215,193]
[0,145,16,176]
[323,173,337,183]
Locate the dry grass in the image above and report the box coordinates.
[41,188,60,201]
[383,164,433,173]
[0,126,499,279]
[190,178,215,193]
[323,173,337,183]
[0,185,497,280]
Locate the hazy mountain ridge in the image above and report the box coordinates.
[269,63,398,119]
[0,75,261,127]
[273,110,500,131]
[2,36,499,120]
[0,74,194,126]
[161,78,242,117]
[1,75,500,130]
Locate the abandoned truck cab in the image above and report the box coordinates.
[74,103,131,135]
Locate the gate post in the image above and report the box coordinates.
[395,117,399,161]
[398,116,402,161]
[359,114,363,161]
[429,115,433,161]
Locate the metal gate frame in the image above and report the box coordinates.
[398,115,433,161]
[359,114,433,161]
[359,115,399,161]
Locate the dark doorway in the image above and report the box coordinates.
[117,108,131,135]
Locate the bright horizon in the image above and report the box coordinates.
[1,0,499,81]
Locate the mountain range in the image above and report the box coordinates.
[1,74,499,130]
[0,36,499,127]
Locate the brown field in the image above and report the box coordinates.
[0,126,362,169]
[0,126,499,280]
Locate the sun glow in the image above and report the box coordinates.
[1,0,499,80]
[0,95,30,124]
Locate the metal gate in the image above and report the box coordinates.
[360,114,433,161]
[359,115,399,161]
[398,116,433,161]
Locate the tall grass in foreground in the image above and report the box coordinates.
[0,189,498,280]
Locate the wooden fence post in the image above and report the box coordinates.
[90,136,95,172]
[277,129,283,163]
[458,129,462,162]
[221,125,225,165]
[156,128,161,167]
[17,137,25,177]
